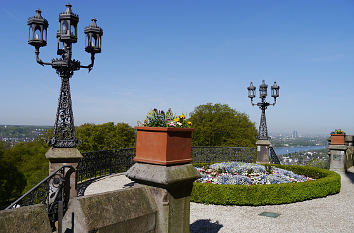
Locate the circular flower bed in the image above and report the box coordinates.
[191,163,341,206]
[196,162,314,185]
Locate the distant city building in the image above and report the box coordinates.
[292,130,298,138]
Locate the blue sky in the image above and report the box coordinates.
[1,0,354,136]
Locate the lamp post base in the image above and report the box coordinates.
[256,140,271,164]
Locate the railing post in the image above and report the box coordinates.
[58,200,63,233]
[45,147,83,199]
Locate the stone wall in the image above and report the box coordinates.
[62,185,158,233]
[0,204,52,233]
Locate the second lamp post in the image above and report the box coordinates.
[248,80,279,163]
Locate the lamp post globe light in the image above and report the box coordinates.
[27,4,103,148]
[247,80,279,163]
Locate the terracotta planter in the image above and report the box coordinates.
[330,134,345,145]
[134,127,194,165]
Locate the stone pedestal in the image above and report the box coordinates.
[45,147,83,199]
[329,145,347,173]
[126,163,200,233]
[256,139,271,164]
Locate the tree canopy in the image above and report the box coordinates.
[189,103,257,147]
[75,122,136,152]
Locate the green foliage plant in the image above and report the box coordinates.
[191,163,341,206]
[140,108,192,128]
[331,129,345,135]
[189,103,257,147]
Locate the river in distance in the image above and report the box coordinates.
[273,145,327,155]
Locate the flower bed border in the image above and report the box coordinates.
[191,163,341,206]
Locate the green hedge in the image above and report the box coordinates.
[191,163,341,206]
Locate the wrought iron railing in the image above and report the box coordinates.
[5,165,74,232]
[77,148,136,184]
[269,146,281,164]
[76,147,257,185]
[192,146,256,163]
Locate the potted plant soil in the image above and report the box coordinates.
[135,109,193,165]
[330,129,345,145]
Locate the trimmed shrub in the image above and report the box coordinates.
[191,163,341,206]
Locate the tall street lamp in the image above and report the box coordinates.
[27,4,103,148]
[247,80,279,163]
[27,4,103,198]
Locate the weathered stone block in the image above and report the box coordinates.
[256,139,270,164]
[329,144,347,173]
[126,163,200,233]
[0,204,51,233]
[62,186,157,233]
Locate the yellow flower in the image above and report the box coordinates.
[187,121,192,126]
[179,114,186,119]
[174,118,180,122]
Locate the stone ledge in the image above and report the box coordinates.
[63,186,157,233]
[0,204,51,233]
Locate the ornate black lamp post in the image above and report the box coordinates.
[247,80,279,163]
[27,4,103,200]
[27,4,103,148]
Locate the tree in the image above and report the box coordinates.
[76,122,136,152]
[1,140,49,193]
[0,160,26,209]
[0,141,27,209]
[189,103,257,147]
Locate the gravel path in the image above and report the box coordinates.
[84,168,354,233]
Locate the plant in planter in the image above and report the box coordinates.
[330,129,345,145]
[135,109,193,165]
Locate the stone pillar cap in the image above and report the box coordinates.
[328,145,347,150]
[45,147,83,161]
[256,140,271,146]
[126,163,201,187]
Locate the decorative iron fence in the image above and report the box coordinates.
[77,148,136,184]
[5,165,74,232]
[76,147,257,185]
[192,146,256,163]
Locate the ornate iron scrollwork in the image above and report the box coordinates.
[5,166,74,232]
[269,146,281,164]
[48,75,79,148]
[258,107,269,140]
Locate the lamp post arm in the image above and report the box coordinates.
[271,98,277,106]
[80,53,95,72]
[250,98,257,106]
[35,48,52,66]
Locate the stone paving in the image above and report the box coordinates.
[84,167,354,233]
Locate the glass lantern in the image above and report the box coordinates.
[58,4,79,44]
[84,18,103,54]
[27,9,48,48]
[271,82,280,98]
[247,82,256,99]
[259,80,268,98]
